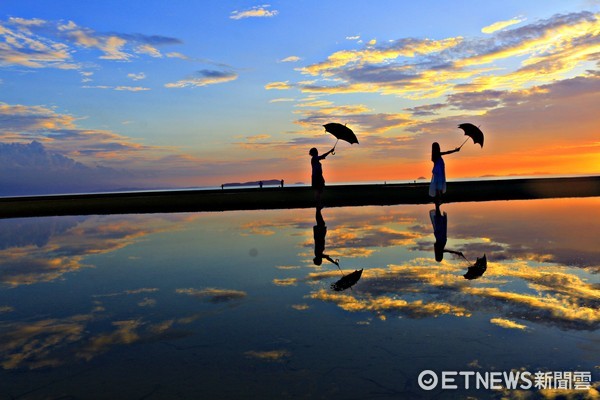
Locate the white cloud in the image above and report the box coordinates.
[8,17,46,27]
[1,17,184,67]
[166,52,189,60]
[279,56,301,63]
[0,20,76,69]
[230,5,279,20]
[165,70,238,88]
[269,98,295,103]
[127,72,146,81]
[115,86,150,92]
[481,16,526,34]
[294,12,600,100]
[135,44,162,58]
[83,85,150,91]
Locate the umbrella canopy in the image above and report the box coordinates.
[463,254,487,280]
[458,123,484,148]
[323,123,359,145]
[330,268,363,291]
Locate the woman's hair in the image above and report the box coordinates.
[309,147,318,156]
[431,142,441,162]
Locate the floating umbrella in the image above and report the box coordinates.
[458,123,484,148]
[330,268,363,291]
[463,254,487,280]
[323,123,359,154]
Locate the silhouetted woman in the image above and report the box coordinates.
[309,147,334,208]
[429,142,460,203]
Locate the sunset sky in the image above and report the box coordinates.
[1,1,599,194]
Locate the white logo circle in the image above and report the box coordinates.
[418,370,438,390]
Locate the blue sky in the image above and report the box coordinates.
[1,1,600,194]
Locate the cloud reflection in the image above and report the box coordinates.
[308,259,599,331]
[0,214,198,287]
[244,350,291,361]
[0,312,198,370]
[176,288,247,303]
[489,318,528,330]
[300,201,600,331]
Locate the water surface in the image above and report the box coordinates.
[1,198,598,399]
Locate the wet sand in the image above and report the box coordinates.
[1,176,599,219]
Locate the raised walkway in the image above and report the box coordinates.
[1,176,599,219]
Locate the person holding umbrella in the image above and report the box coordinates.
[309,146,335,208]
[429,142,460,204]
[429,123,484,204]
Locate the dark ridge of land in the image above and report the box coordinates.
[223,179,282,187]
[0,176,599,219]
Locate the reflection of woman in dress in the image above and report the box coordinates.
[429,142,460,203]
[430,207,464,262]
[313,207,339,266]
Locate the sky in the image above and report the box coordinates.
[1,1,599,194]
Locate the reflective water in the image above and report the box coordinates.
[1,198,598,399]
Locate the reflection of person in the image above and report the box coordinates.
[309,147,335,208]
[313,207,339,266]
[430,207,464,262]
[429,142,460,203]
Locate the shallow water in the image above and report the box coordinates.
[0,198,598,399]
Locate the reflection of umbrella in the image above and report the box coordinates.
[463,254,487,280]
[331,269,363,291]
[323,123,359,153]
[458,123,484,148]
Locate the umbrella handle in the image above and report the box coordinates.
[332,139,339,155]
[458,137,469,149]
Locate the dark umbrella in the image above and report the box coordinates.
[323,123,359,154]
[458,123,484,148]
[331,268,363,291]
[463,254,487,280]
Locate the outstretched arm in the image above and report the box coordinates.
[319,148,336,159]
[445,249,467,260]
[324,255,339,266]
[441,147,461,156]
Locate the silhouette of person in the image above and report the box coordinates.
[259,181,263,189]
[430,207,464,262]
[309,147,334,208]
[221,184,224,190]
[313,207,339,267]
[429,142,460,204]
[280,179,284,188]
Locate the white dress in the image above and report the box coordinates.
[429,157,446,197]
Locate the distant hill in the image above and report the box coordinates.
[0,141,134,196]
